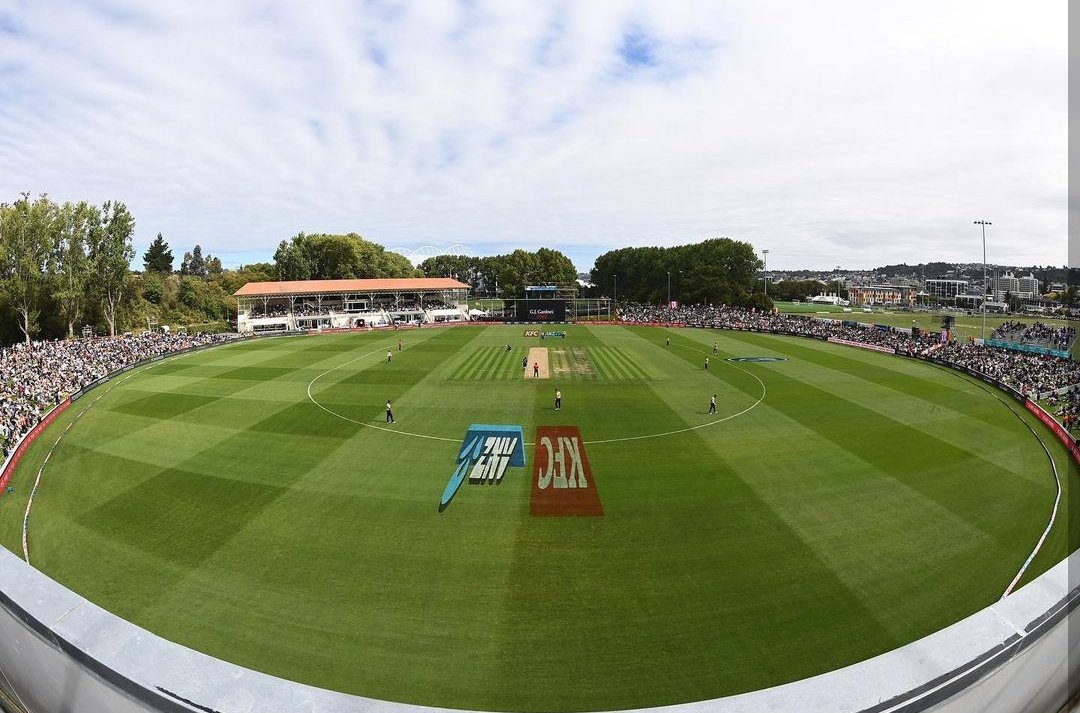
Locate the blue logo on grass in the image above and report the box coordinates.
[439,424,526,512]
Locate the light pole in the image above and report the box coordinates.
[974,220,991,340]
[763,249,769,298]
[667,271,671,307]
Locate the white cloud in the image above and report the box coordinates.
[0,0,1066,272]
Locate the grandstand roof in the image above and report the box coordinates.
[233,277,470,298]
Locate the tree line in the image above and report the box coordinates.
[417,248,577,297]
[0,191,769,344]
[0,194,441,345]
[0,193,135,342]
[589,238,768,308]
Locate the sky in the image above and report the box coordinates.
[0,1,1067,273]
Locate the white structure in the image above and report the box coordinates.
[808,293,850,306]
[925,279,969,304]
[233,278,471,333]
[1018,273,1041,298]
[989,272,1040,301]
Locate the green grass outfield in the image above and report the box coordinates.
[0,324,1075,711]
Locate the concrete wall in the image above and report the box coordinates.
[0,543,1075,713]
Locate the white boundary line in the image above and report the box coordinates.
[18,343,227,564]
[305,335,769,446]
[998,403,1062,599]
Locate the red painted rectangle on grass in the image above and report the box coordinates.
[530,426,603,517]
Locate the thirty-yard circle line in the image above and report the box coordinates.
[306,343,461,443]
[305,334,768,446]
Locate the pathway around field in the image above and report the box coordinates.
[305,338,768,446]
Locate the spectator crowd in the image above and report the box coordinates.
[1,332,240,463]
[992,321,1075,352]
[1047,387,1080,433]
[618,304,1080,398]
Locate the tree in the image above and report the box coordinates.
[273,232,419,281]
[189,244,207,278]
[274,234,312,281]
[590,238,759,306]
[51,200,98,338]
[0,193,54,343]
[90,200,135,336]
[218,262,275,296]
[143,233,174,273]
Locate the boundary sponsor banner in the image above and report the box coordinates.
[530,426,603,517]
[0,398,71,499]
[986,338,1071,360]
[827,337,895,354]
[1026,400,1080,465]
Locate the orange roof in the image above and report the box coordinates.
[233,277,471,298]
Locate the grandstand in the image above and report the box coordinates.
[233,278,471,333]
[991,321,1076,353]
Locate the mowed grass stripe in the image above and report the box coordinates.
[594,346,650,381]
[447,347,486,380]
[602,346,646,380]
[733,334,1018,432]
[714,332,1044,476]
[682,335,1051,540]
[448,346,528,381]
[590,346,628,381]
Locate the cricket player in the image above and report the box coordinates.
[533,362,539,378]
[555,389,562,411]
[713,342,718,354]
[709,394,717,414]
[704,357,709,370]
[387,350,393,363]
[386,400,395,423]
[522,355,528,370]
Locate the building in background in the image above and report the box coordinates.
[989,272,1040,301]
[924,279,969,304]
[846,284,914,307]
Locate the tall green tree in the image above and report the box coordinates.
[188,244,208,278]
[0,193,54,343]
[90,200,135,336]
[143,233,174,273]
[51,200,98,338]
[274,233,312,280]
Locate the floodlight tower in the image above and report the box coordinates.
[763,249,769,298]
[974,220,991,340]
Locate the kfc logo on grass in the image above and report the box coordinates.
[530,426,603,517]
